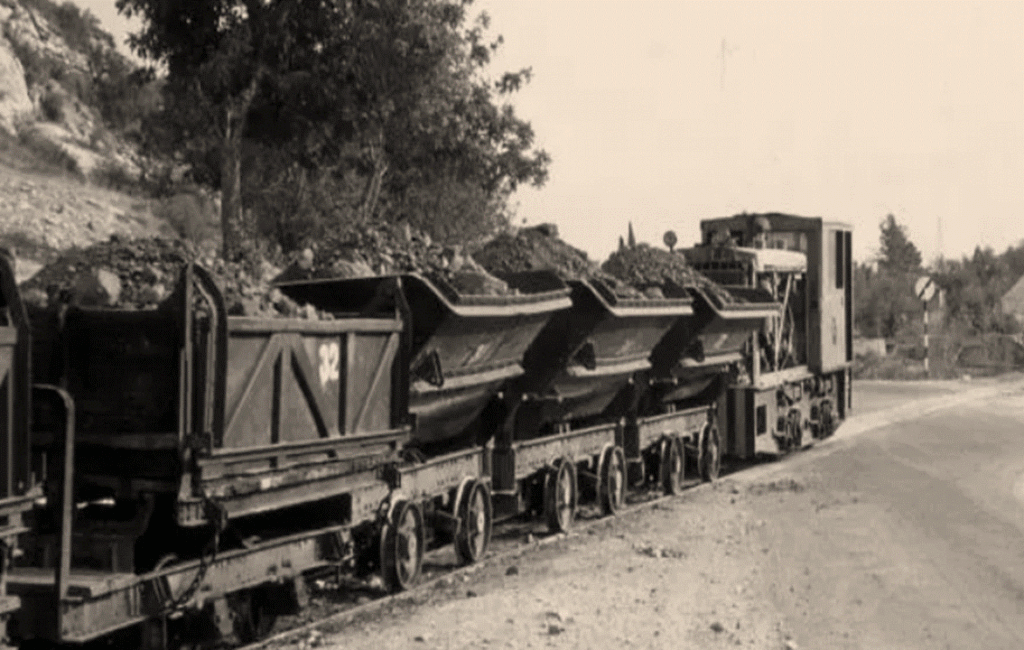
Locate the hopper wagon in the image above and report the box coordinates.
[639,282,781,484]
[277,271,572,454]
[490,278,695,531]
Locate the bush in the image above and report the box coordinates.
[7,39,62,89]
[241,145,367,252]
[89,160,139,193]
[15,129,82,178]
[39,90,65,122]
[392,175,511,248]
[853,353,931,380]
[154,191,220,244]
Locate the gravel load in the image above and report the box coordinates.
[473,224,597,280]
[601,244,738,305]
[472,224,645,298]
[277,221,513,296]
[19,236,317,318]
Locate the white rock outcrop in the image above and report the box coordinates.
[0,35,33,135]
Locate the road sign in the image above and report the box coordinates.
[663,230,677,251]
[915,276,936,302]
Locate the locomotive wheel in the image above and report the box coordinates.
[660,436,685,496]
[788,409,803,449]
[698,425,721,482]
[454,480,493,565]
[819,400,835,438]
[544,457,577,533]
[380,499,425,592]
[600,445,627,516]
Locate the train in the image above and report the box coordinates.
[0,212,852,648]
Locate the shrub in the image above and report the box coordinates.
[154,192,219,243]
[39,90,65,122]
[7,39,62,89]
[89,160,139,193]
[16,129,82,178]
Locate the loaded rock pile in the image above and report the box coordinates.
[602,244,737,304]
[279,221,512,296]
[19,236,317,318]
[16,222,744,315]
[472,224,645,298]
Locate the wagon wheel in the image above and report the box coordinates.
[380,499,425,592]
[819,400,835,438]
[544,457,577,533]
[230,587,278,644]
[660,436,685,496]
[698,424,721,482]
[454,480,493,565]
[600,445,627,516]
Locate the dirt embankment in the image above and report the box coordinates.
[0,164,169,282]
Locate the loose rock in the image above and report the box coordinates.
[19,236,326,319]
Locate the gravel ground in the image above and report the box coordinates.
[271,483,793,650]
[256,377,1024,650]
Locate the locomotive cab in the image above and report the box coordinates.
[680,213,853,457]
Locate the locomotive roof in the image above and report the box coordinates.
[700,212,854,231]
[681,245,807,273]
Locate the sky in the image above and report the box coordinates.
[74,0,1024,265]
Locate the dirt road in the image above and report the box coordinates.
[265,377,1024,650]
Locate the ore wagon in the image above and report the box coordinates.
[7,266,569,648]
[490,278,695,531]
[637,282,781,483]
[278,271,573,453]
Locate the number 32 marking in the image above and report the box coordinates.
[319,342,340,387]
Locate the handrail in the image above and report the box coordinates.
[189,265,229,450]
[0,253,33,499]
[33,384,75,641]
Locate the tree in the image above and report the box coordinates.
[118,0,549,259]
[934,246,1021,334]
[854,215,925,340]
[854,262,920,339]
[877,214,922,273]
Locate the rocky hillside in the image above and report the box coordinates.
[1,0,144,173]
[0,164,173,282]
[0,0,180,281]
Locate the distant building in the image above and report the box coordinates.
[1000,274,1024,325]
